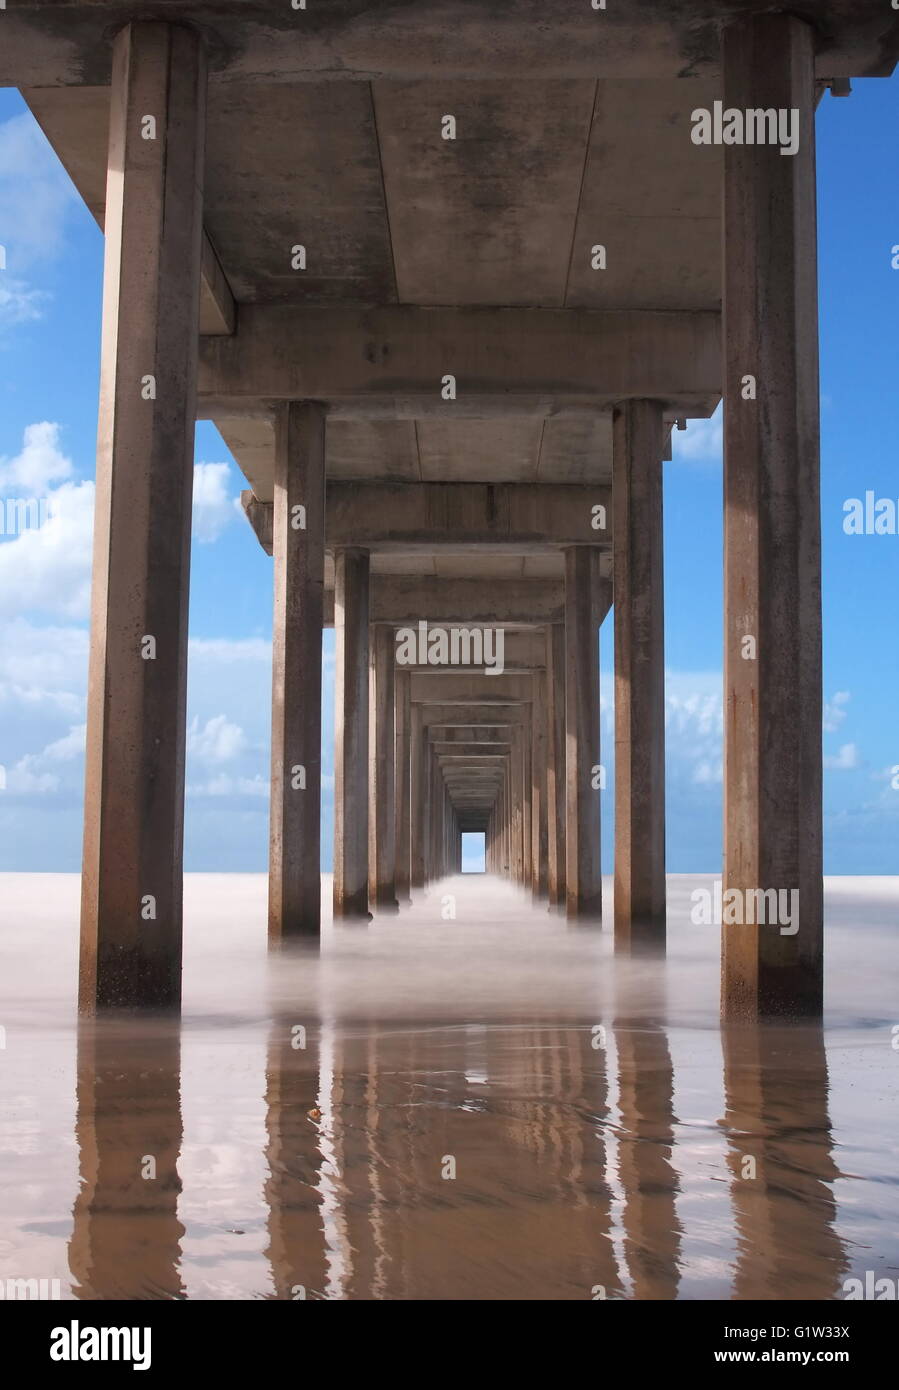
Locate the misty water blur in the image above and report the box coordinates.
[1,873,897,1299]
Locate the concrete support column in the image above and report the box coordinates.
[545,624,567,908]
[80,23,206,1012]
[531,675,549,898]
[394,669,412,904]
[510,728,524,882]
[369,625,397,912]
[410,704,426,889]
[613,399,666,951]
[269,402,326,943]
[722,14,823,1018]
[333,548,370,919]
[564,548,605,920]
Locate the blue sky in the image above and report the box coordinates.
[0,78,896,875]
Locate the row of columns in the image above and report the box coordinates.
[78,14,824,1020]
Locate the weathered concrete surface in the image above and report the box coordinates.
[199,306,720,415]
[394,669,412,903]
[721,14,824,1019]
[23,84,233,335]
[243,484,612,558]
[5,4,893,88]
[531,675,549,898]
[613,400,667,951]
[269,402,326,943]
[79,23,206,1013]
[333,549,371,919]
[564,549,608,921]
[369,625,398,912]
[545,624,567,908]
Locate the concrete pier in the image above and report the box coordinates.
[79,22,206,1012]
[721,14,824,1018]
[333,548,371,919]
[613,400,667,951]
[269,402,326,942]
[564,549,606,920]
[18,0,889,1016]
[369,624,398,912]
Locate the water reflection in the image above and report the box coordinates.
[720,1024,846,1300]
[58,878,864,1301]
[67,1017,851,1299]
[70,1021,184,1299]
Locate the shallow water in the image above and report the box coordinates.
[1,872,897,1300]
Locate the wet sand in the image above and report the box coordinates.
[1,873,897,1300]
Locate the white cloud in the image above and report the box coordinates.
[0,421,73,494]
[672,404,722,463]
[187,713,247,764]
[0,478,95,619]
[0,112,79,272]
[4,721,85,793]
[823,690,850,733]
[187,773,269,798]
[825,742,859,771]
[188,637,272,665]
[192,462,238,542]
[0,618,88,722]
[0,278,48,328]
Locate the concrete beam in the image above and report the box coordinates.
[242,483,611,556]
[411,673,533,704]
[4,4,895,87]
[199,306,721,415]
[366,578,564,626]
[420,705,526,728]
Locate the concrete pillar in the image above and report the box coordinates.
[531,675,549,898]
[369,625,398,912]
[79,23,206,1012]
[564,548,605,920]
[269,402,326,942]
[721,14,823,1018]
[333,548,370,919]
[394,669,412,903]
[511,727,524,882]
[410,704,427,889]
[545,624,566,908]
[613,399,666,951]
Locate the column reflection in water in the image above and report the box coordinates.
[263,1010,626,1298]
[721,1023,846,1299]
[69,1019,184,1299]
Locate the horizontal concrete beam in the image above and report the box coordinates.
[347,577,564,627]
[200,306,721,415]
[411,673,533,704]
[431,728,513,745]
[6,7,893,87]
[243,484,612,554]
[243,483,611,556]
[421,705,526,728]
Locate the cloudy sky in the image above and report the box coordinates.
[0,79,897,874]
